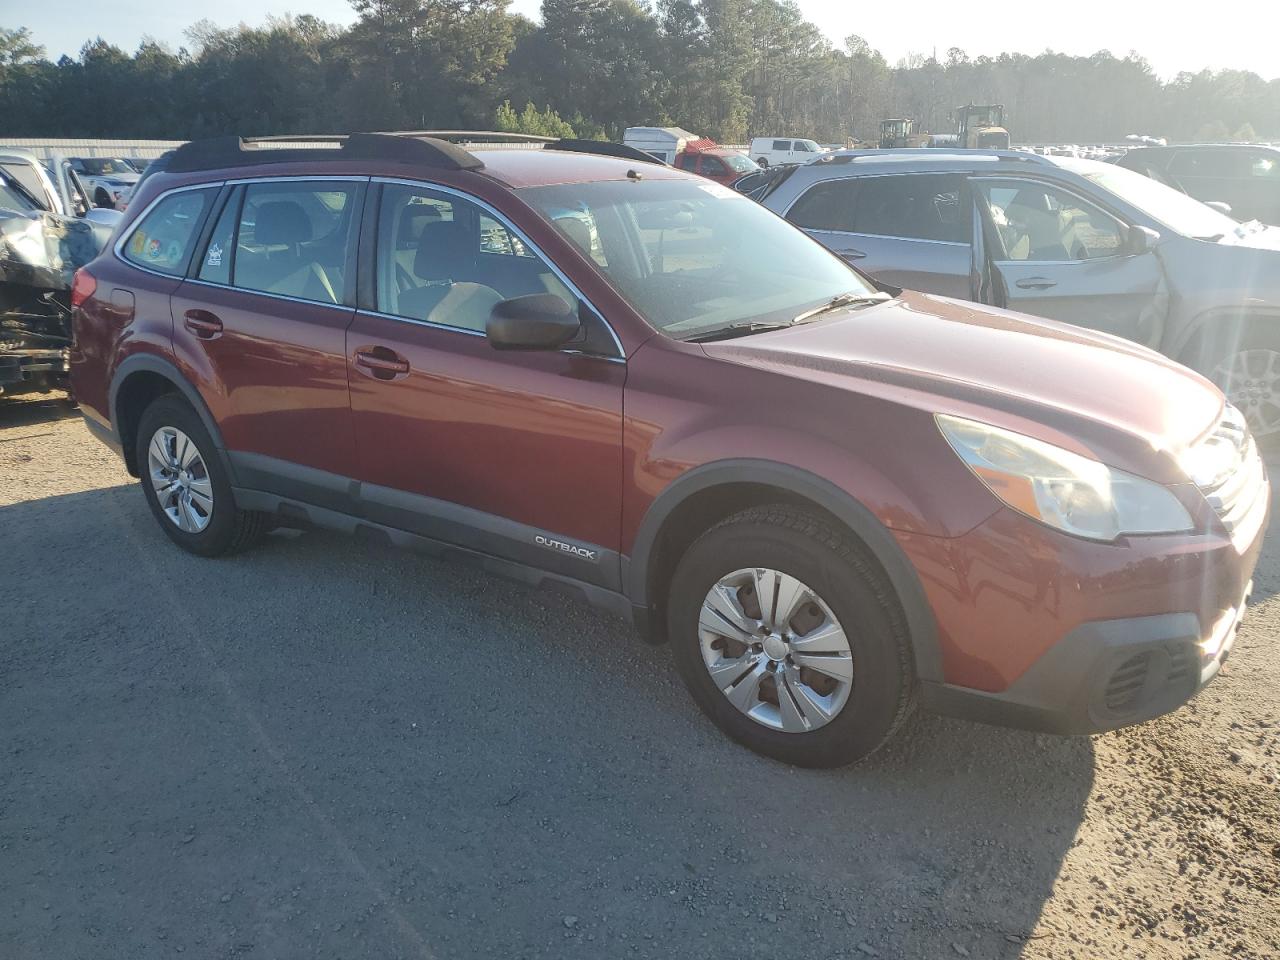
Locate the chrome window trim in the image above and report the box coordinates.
[182,277,356,314]
[112,181,226,280]
[373,176,625,360]
[355,307,625,363]
[782,170,972,246]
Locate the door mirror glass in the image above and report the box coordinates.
[1127,225,1161,254]
[487,294,581,350]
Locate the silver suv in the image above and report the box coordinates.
[758,150,1280,441]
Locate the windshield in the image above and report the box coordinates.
[1058,158,1241,240]
[75,158,134,176]
[520,178,876,339]
[725,153,756,173]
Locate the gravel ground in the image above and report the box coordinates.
[2,395,1277,960]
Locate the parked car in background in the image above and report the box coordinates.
[0,162,118,397]
[116,150,176,211]
[749,137,826,168]
[1116,144,1280,225]
[675,145,757,184]
[758,149,1280,443]
[69,156,140,209]
[72,133,1265,767]
[622,126,697,165]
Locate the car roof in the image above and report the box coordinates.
[785,148,1053,177]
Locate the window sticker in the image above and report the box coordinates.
[206,242,223,268]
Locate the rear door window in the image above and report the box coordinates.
[230,180,363,304]
[121,188,219,275]
[677,154,699,171]
[786,179,858,232]
[1168,150,1250,178]
[850,174,969,244]
[772,140,791,152]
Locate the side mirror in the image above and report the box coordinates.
[1128,224,1161,255]
[487,294,581,351]
[1204,200,1233,216]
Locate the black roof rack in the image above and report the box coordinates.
[399,131,666,164]
[547,138,665,165]
[166,134,484,174]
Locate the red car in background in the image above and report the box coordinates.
[675,140,758,184]
[70,133,1267,767]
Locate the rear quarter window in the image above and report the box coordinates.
[121,188,218,276]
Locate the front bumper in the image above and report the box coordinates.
[920,586,1250,734]
[897,468,1268,735]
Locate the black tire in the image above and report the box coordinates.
[1186,323,1280,452]
[93,187,112,209]
[756,158,769,168]
[667,505,915,768]
[135,395,267,557]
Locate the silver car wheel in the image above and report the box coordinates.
[698,567,853,733]
[1215,348,1280,440]
[147,426,214,533]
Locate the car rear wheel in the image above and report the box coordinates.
[135,395,267,556]
[667,506,915,767]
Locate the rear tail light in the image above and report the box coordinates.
[70,268,97,308]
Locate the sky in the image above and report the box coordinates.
[9,0,1277,82]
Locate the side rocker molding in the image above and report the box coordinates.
[108,353,236,483]
[626,459,944,684]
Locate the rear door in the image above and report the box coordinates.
[344,179,626,585]
[972,176,1168,345]
[170,177,365,492]
[784,173,973,297]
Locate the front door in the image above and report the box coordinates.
[346,180,626,586]
[973,177,1169,347]
[171,177,366,492]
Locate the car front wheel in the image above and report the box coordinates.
[1212,335,1280,449]
[667,506,915,767]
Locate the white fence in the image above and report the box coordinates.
[1,138,185,162]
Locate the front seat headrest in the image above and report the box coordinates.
[255,201,313,246]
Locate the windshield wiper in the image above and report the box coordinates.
[790,291,890,324]
[684,321,795,343]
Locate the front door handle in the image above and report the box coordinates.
[354,346,411,381]
[183,309,223,339]
[1015,276,1057,290]
[835,247,866,261]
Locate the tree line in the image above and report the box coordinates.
[1,1,1277,146]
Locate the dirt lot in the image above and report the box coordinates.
[2,395,1278,960]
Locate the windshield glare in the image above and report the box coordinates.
[1062,159,1240,240]
[520,178,874,338]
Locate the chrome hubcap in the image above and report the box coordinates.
[698,568,853,733]
[147,426,213,533]
[1215,348,1280,439]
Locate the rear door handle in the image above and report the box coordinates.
[354,346,411,381]
[1015,276,1057,290]
[183,309,223,339]
[835,247,866,261]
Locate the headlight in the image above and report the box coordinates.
[936,414,1193,541]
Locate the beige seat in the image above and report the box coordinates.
[398,220,501,331]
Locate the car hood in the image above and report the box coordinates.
[702,291,1224,483]
[1219,223,1280,252]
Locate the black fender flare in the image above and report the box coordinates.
[108,353,235,482]
[626,458,943,683]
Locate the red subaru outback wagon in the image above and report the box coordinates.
[72,134,1268,767]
